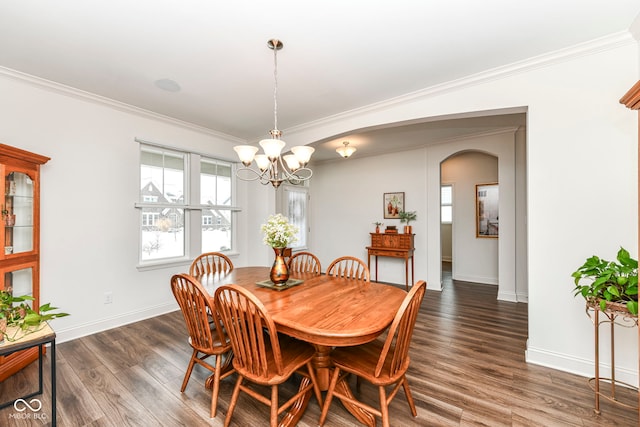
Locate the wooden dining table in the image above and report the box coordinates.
[197,266,407,427]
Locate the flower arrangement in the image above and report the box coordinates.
[0,290,69,342]
[261,214,299,248]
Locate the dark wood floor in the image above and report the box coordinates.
[1,264,638,426]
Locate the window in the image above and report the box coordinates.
[278,184,309,249]
[139,147,185,261]
[441,184,452,224]
[200,158,232,252]
[142,212,159,227]
[137,142,237,265]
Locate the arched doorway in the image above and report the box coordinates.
[425,128,526,302]
[441,151,499,288]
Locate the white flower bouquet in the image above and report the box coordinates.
[261,214,298,248]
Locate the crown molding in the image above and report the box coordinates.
[284,31,635,136]
[0,66,246,144]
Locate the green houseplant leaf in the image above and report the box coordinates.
[571,247,639,315]
[0,290,69,340]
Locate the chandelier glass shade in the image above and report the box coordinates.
[234,39,314,189]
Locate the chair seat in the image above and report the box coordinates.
[234,335,316,385]
[331,340,410,386]
[187,331,230,353]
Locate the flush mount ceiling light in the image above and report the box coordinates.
[336,141,356,159]
[233,39,314,189]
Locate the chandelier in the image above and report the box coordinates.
[336,141,356,158]
[234,39,314,189]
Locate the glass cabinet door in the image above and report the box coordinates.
[4,171,34,256]
[2,265,34,301]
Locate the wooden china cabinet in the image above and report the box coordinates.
[0,144,50,381]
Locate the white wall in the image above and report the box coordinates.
[0,75,252,342]
[290,37,639,383]
[311,149,427,281]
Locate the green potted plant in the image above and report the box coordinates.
[373,221,383,233]
[398,211,417,234]
[571,247,638,315]
[0,290,69,342]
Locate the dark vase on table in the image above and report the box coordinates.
[270,247,290,285]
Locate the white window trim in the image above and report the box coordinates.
[135,139,240,270]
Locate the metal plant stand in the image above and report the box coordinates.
[587,301,638,415]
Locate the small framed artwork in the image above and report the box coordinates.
[476,183,499,238]
[383,192,404,219]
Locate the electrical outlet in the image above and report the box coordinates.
[104,291,113,304]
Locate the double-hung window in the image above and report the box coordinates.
[137,142,236,266]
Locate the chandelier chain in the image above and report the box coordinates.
[273,43,279,132]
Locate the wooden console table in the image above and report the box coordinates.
[366,233,414,291]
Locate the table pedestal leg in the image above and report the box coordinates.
[313,345,332,390]
[335,377,376,427]
[279,377,312,427]
[277,346,332,426]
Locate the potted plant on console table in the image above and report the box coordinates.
[398,211,417,234]
[571,247,638,316]
[0,290,69,343]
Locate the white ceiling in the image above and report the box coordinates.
[0,1,638,161]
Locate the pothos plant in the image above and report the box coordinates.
[571,247,638,315]
[0,290,69,341]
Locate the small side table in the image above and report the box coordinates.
[366,233,415,291]
[0,322,56,426]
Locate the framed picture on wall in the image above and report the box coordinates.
[476,183,499,238]
[383,192,404,219]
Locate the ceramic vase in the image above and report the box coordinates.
[270,247,290,285]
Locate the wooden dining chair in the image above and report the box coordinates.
[288,251,322,275]
[326,256,370,282]
[213,284,323,427]
[189,252,234,276]
[170,273,235,418]
[319,280,427,427]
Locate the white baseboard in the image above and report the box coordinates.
[526,345,638,386]
[53,302,178,344]
[453,273,498,285]
[497,290,518,302]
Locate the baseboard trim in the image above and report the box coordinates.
[53,303,178,344]
[526,345,638,386]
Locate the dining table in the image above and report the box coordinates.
[197,266,407,427]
